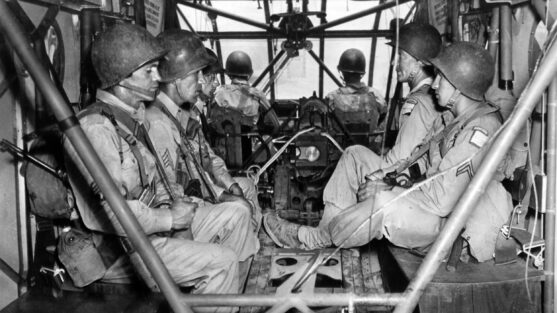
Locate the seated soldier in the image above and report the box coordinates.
[212,50,279,132]
[194,47,222,119]
[327,42,512,263]
[209,51,279,167]
[63,24,252,313]
[263,23,443,250]
[326,48,386,144]
[147,29,262,237]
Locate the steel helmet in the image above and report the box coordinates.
[387,22,442,63]
[203,48,223,75]
[337,49,366,74]
[157,29,213,82]
[91,23,165,89]
[225,51,253,78]
[429,42,494,100]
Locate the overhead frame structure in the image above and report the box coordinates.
[179,0,411,98]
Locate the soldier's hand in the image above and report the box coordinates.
[170,198,198,230]
[357,180,391,202]
[228,183,244,197]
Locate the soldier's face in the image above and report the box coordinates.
[176,70,200,104]
[432,73,456,108]
[124,61,161,102]
[395,50,419,82]
[199,72,219,97]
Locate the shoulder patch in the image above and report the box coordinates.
[469,127,489,148]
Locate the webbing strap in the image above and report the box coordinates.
[152,101,217,201]
[397,105,500,173]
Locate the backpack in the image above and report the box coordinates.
[20,127,74,220]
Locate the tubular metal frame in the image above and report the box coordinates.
[2,1,557,312]
[544,79,557,313]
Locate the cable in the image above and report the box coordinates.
[254,126,316,184]
[524,119,536,301]
[320,132,344,153]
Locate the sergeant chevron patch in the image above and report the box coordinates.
[456,161,474,180]
[469,127,488,148]
[162,149,173,169]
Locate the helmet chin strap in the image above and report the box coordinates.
[118,81,157,100]
[445,89,461,113]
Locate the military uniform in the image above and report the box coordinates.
[329,104,513,262]
[146,91,263,239]
[326,82,387,112]
[295,80,440,249]
[64,90,248,311]
[213,79,271,126]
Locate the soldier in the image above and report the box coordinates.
[145,29,261,270]
[263,23,443,250]
[63,24,247,312]
[194,48,223,118]
[327,42,513,262]
[212,50,278,130]
[326,48,386,138]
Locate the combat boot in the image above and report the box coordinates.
[263,213,303,249]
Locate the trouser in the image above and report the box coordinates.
[234,176,263,230]
[151,236,239,313]
[104,200,256,313]
[297,145,390,249]
[192,199,260,262]
[328,187,443,249]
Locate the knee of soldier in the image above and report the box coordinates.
[217,246,239,267]
[227,201,252,220]
[341,145,368,162]
[344,145,367,157]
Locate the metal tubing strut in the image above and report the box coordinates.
[205,1,226,85]
[0,4,190,313]
[318,0,327,98]
[488,7,500,58]
[500,3,513,90]
[393,32,557,313]
[308,0,411,33]
[178,0,284,34]
[263,0,276,101]
[180,293,405,307]
[196,29,392,40]
[176,6,198,36]
[307,49,343,87]
[368,0,384,87]
[253,49,286,87]
[545,79,557,313]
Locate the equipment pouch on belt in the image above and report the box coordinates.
[57,227,107,287]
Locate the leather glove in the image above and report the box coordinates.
[170,198,198,230]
